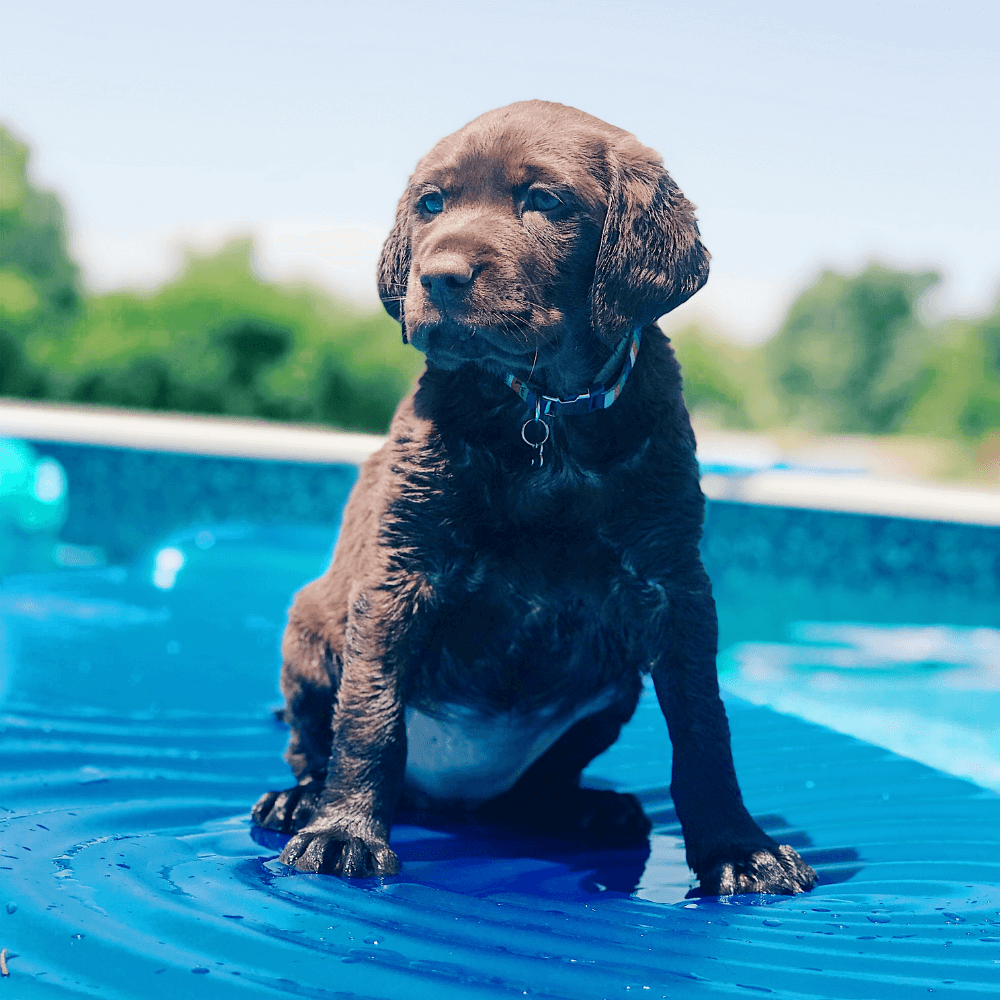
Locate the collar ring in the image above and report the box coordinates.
[521,417,550,448]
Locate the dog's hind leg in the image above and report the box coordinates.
[251,685,336,834]
[252,626,339,834]
[474,697,651,846]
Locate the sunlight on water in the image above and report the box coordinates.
[721,622,1000,792]
[152,546,186,590]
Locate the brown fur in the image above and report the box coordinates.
[252,101,816,896]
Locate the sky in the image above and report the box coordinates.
[3,0,998,343]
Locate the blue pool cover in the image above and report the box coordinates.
[1,443,999,998]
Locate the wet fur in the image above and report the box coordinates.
[253,101,816,896]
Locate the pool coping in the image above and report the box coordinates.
[0,397,385,466]
[3,397,1000,527]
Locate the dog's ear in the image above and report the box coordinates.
[589,151,710,344]
[377,191,412,342]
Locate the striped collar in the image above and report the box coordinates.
[502,327,642,417]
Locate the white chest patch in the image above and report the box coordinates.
[403,689,616,808]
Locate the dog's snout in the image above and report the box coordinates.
[419,255,475,303]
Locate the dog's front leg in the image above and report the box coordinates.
[652,576,817,896]
[280,588,406,877]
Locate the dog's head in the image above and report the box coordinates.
[378,100,709,387]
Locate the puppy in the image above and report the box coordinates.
[253,101,817,896]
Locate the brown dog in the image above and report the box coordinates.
[253,101,817,896]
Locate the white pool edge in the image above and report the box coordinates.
[0,398,386,467]
[699,470,1000,526]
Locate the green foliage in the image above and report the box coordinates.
[759,264,939,434]
[28,239,424,433]
[669,326,761,429]
[0,124,80,397]
[671,264,1000,451]
[0,127,79,316]
[901,302,1000,440]
[1,126,422,433]
[4,125,1000,447]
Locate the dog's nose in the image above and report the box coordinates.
[419,255,474,303]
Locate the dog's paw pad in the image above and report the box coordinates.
[280,828,400,877]
[697,843,817,896]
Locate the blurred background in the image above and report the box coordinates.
[1,0,998,477]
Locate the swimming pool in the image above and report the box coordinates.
[1,431,998,998]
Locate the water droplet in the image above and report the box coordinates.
[5,903,15,915]
[867,914,891,924]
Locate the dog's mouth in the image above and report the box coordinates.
[408,319,553,377]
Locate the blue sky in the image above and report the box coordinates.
[4,0,998,341]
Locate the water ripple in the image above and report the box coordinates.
[1,697,997,998]
[2,530,998,996]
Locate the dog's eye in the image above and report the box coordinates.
[418,192,444,214]
[526,189,562,212]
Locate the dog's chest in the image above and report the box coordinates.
[403,688,616,808]
[414,539,630,704]
[396,481,649,804]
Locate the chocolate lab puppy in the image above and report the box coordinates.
[253,100,817,896]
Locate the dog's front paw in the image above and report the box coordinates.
[251,778,322,833]
[695,843,817,896]
[280,822,400,877]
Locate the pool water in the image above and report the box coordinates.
[1,443,999,998]
[721,619,1000,794]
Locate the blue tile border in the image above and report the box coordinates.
[24,440,1000,602]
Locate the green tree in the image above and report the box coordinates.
[35,238,423,433]
[668,325,762,428]
[761,264,939,434]
[0,125,80,396]
[902,300,1000,440]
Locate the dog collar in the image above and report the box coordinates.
[503,326,642,417]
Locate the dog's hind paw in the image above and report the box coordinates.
[251,779,322,833]
[693,843,817,897]
[554,788,652,846]
[280,825,400,877]
[478,786,652,846]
